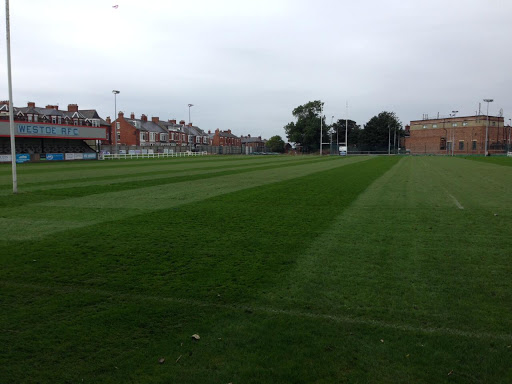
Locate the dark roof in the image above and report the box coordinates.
[241,136,266,144]
[127,119,167,133]
[218,131,239,138]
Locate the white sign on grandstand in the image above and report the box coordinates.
[0,122,107,140]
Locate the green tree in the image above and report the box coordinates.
[266,135,285,153]
[360,111,402,152]
[284,100,327,153]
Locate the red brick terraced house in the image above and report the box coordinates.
[208,129,242,154]
[110,112,169,148]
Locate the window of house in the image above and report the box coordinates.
[452,123,457,127]
[422,125,427,128]
[52,116,57,124]
[472,140,477,150]
[92,120,99,127]
[440,137,446,150]
[447,142,453,151]
[74,119,78,125]
[58,116,62,124]
[27,114,33,122]
[492,122,496,126]
[459,141,464,150]
[462,122,469,126]
[432,124,438,128]
[34,115,38,122]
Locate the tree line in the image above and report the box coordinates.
[283,100,404,153]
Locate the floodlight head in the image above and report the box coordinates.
[112,90,120,94]
[483,99,493,103]
[188,104,194,107]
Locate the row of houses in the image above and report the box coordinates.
[108,111,256,152]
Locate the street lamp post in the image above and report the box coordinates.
[507,119,511,152]
[188,104,194,152]
[483,99,493,156]
[188,103,194,125]
[112,90,120,155]
[451,110,458,156]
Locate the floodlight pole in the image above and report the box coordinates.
[388,124,391,155]
[319,103,323,156]
[483,99,493,156]
[345,102,348,155]
[112,90,120,155]
[5,0,17,194]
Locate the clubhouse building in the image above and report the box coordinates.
[405,115,509,155]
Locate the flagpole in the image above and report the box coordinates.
[5,0,18,194]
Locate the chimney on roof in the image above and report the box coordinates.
[46,105,59,110]
[130,112,135,119]
[169,119,176,124]
[67,104,79,112]
[227,129,232,134]
[188,123,192,127]
[106,117,111,124]
[118,111,124,118]
[141,114,148,122]
[215,128,220,134]
[0,100,9,105]
[27,102,35,108]
[152,116,159,124]
[208,130,211,134]
[179,120,186,125]
[248,134,251,138]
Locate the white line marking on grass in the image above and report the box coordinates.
[449,194,464,210]
[3,281,511,342]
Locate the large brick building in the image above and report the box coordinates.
[405,115,509,155]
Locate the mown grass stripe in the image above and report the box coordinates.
[3,281,510,342]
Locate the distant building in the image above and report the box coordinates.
[241,134,267,154]
[208,129,242,154]
[405,115,509,155]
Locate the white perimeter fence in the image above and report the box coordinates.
[102,151,208,160]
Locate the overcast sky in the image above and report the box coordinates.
[1,0,511,139]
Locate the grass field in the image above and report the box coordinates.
[1,155,511,383]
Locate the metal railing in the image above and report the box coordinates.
[101,151,208,160]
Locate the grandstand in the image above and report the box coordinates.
[0,101,108,162]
